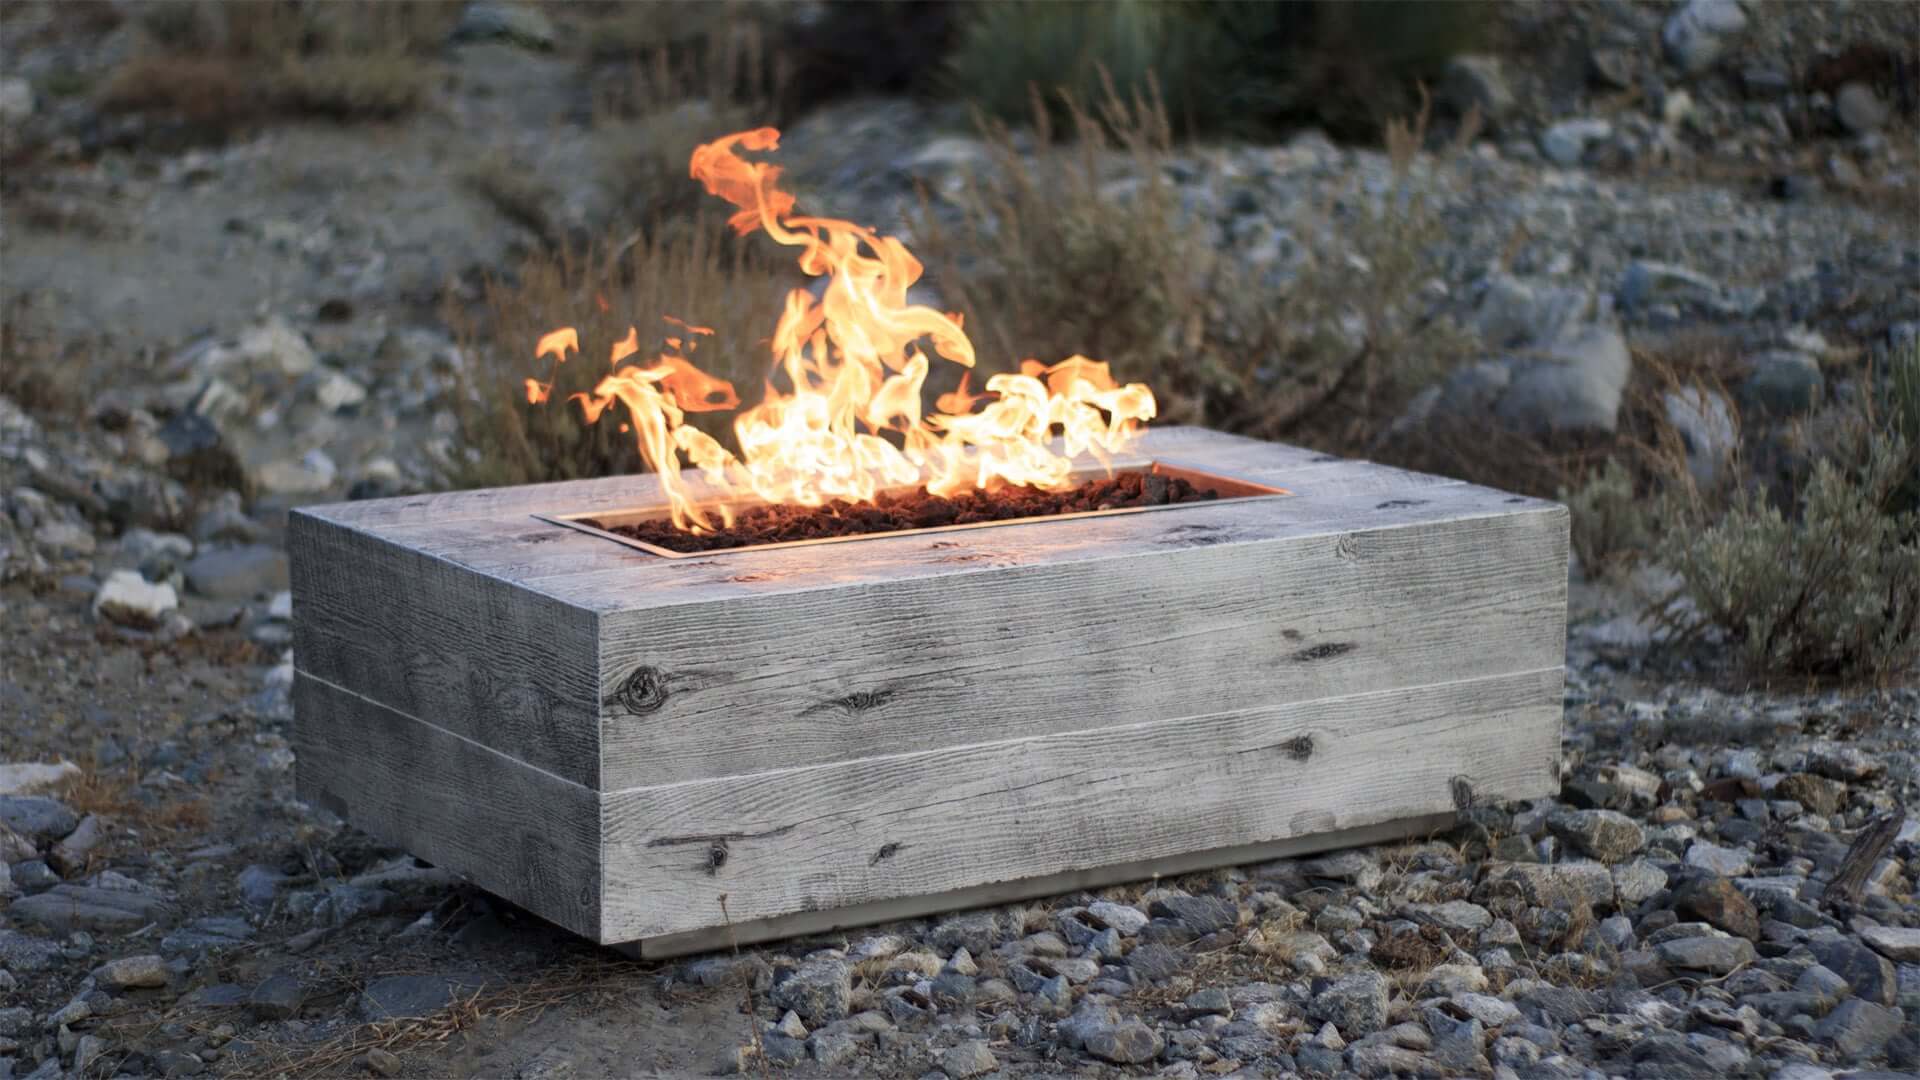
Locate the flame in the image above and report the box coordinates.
[535,127,1156,532]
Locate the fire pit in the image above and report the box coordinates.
[288,128,1568,956]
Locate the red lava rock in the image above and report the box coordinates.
[588,471,1220,554]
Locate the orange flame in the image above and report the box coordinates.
[537,127,1156,532]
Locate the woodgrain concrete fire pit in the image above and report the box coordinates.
[288,425,1567,957]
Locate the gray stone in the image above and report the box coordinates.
[161,916,255,956]
[1540,119,1612,167]
[1301,851,1383,889]
[929,911,1010,955]
[1084,1020,1163,1065]
[91,954,169,989]
[1309,971,1391,1037]
[1424,1009,1489,1075]
[1861,926,1920,964]
[770,958,852,1027]
[1494,325,1632,435]
[48,814,102,877]
[10,883,170,933]
[1670,873,1760,940]
[1613,860,1669,905]
[358,974,477,1020]
[1085,900,1149,936]
[1121,942,1186,981]
[1835,82,1888,135]
[1478,861,1615,909]
[1184,987,1233,1017]
[317,883,395,927]
[1454,993,1521,1027]
[1663,0,1747,73]
[183,545,287,600]
[249,973,304,1021]
[1684,841,1754,877]
[1808,936,1898,1006]
[1442,55,1514,123]
[1402,900,1494,933]
[928,971,975,1009]
[1547,809,1646,863]
[1058,1002,1120,1050]
[237,864,290,907]
[809,1032,862,1068]
[1655,933,1756,975]
[0,796,77,842]
[760,1033,806,1067]
[1663,388,1737,487]
[1816,998,1901,1059]
[0,930,63,972]
[1149,894,1239,937]
[940,1039,997,1078]
[0,1007,31,1037]
[1741,350,1824,416]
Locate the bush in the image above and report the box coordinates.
[1653,345,1920,682]
[946,0,1489,140]
[437,232,792,489]
[912,85,1469,447]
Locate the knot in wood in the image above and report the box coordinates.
[1283,735,1314,762]
[614,666,669,715]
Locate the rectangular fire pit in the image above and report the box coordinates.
[289,426,1568,957]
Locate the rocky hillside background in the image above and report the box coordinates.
[1,2,1916,1078]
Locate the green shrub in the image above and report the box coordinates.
[1560,460,1653,578]
[946,0,1489,139]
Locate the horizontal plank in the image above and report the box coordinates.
[289,512,602,786]
[588,492,1566,788]
[599,667,1563,940]
[621,812,1458,957]
[293,674,602,940]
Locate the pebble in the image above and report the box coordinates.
[769,958,852,1027]
[1662,0,1748,73]
[1308,970,1390,1037]
[939,1039,997,1078]
[1684,841,1754,877]
[1083,1020,1163,1065]
[91,954,169,990]
[1547,808,1646,863]
[92,569,179,628]
[1834,82,1888,136]
[1656,933,1756,975]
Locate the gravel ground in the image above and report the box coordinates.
[2,1,1917,1077]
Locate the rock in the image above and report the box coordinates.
[1684,841,1754,877]
[1663,387,1737,487]
[1740,350,1824,416]
[1835,82,1888,135]
[1309,971,1390,1037]
[74,1034,108,1075]
[1815,998,1901,1059]
[1777,772,1849,816]
[770,958,852,1027]
[1670,874,1760,940]
[232,316,318,377]
[1425,1009,1489,1075]
[771,1010,807,1040]
[12,880,171,933]
[1479,861,1615,909]
[254,450,337,496]
[92,569,181,628]
[366,1047,401,1077]
[940,1039,997,1078]
[1540,119,1612,167]
[0,762,80,797]
[1301,850,1383,889]
[0,76,32,123]
[0,929,63,971]
[91,954,169,990]
[313,370,367,412]
[1613,860,1669,905]
[161,916,254,956]
[929,911,1010,954]
[183,545,287,600]
[360,975,479,1020]
[1085,900,1149,936]
[33,521,96,559]
[1149,894,1240,937]
[1656,933,1755,974]
[1442,55,1513,124]
[1806,744,1883,782]
[49,814,103,876]
[809,1032,861,1067]
[450,2,557,48]
[1494,325,1632,435]
[0,795,78,841]
[249,973,304,1021]
[1662,0,1747,73]
[1547,809,1646,864]
[1121,942,1186,981]
[1808,936,1898,1006]
[237,864,290,907]
[1861,926,1920,964]
[1084,1020,1163,1065]
[1455,993,1522,1027]
[0,1006,32,1036]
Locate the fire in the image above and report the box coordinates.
[530,127,1156,533]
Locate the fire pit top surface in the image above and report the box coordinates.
[301,426,1563,614]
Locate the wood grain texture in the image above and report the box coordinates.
[624,812,1458,958]
[590,491,1566,788]
[293,673,602,940]
[288,511,602,786]
[599,667,1562,940]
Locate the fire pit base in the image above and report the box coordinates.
[290,426,1568,954]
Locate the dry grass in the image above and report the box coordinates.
[913,82,1475,454]
[437,230,792,489]
[96,1,453,138]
